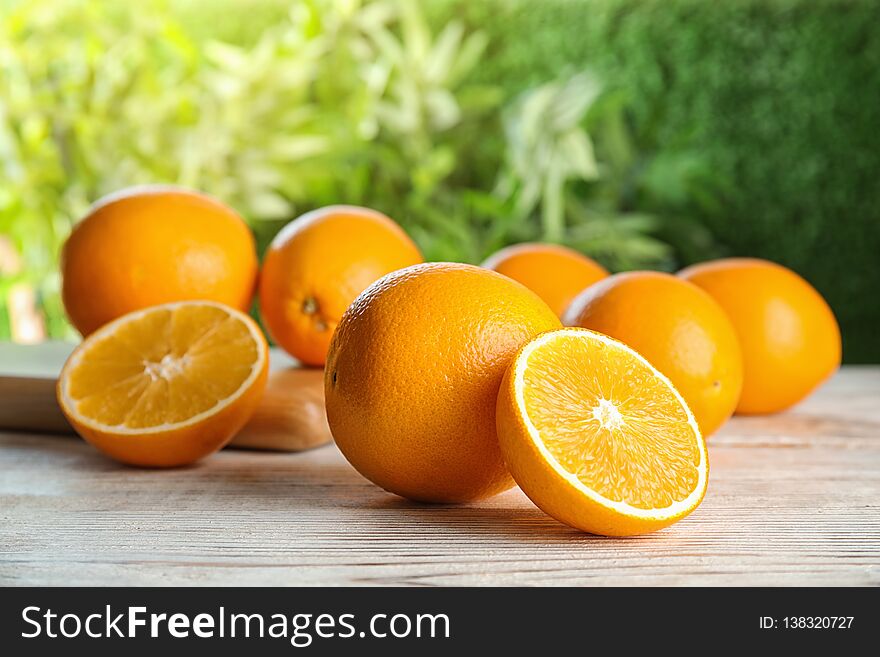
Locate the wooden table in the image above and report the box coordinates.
[2,367,878,586]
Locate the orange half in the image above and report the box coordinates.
[496,328,708,536]
[58,301,268,467]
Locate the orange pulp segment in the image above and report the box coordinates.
[57,301,268,466]
[496,328,708,535]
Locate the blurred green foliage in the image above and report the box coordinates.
[449,0,880,362]
[0,0,691,344]
[1,0,877,363]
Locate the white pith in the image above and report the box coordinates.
[58,300,265,435]
[592,397,624,431]
[144,353,189,381]
[513,328,708,520]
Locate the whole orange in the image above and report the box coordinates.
[61,186,257,336]
[324,262,562,503]
[259,206,423,367]
[563,271,743,437]
[482,243,608,317]
[679,258,841,414]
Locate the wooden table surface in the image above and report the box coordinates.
[2,367,878,586]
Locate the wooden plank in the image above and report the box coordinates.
[1,367,878,586]
[0,342,75,433]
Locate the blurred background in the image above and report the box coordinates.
[1,0,878,361]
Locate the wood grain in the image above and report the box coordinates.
[1,367,878,586]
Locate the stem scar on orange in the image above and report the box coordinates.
[482,242,609,318]
[259,205,423,367]
[324,262,562,503]
[564,271,743,438]
[61,185,258,336]
[679,258,841,414]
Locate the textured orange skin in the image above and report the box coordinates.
[259,206,423,367]
[61,186,258,336]
[563,272,743,438]
[496,330,708,536]
[57,308,269,468]
[482,243,609,317]
[324,263,562,503]
[679,258,841,415]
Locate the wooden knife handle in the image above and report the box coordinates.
[232,366,333,452]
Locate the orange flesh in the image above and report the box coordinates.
[522,334,702,509]
[65,305,259,429]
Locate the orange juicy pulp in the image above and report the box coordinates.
[519,331,704,510]
[60,302,266,434]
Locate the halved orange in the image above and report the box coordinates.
[496,328,708,536]
[57,301,269,467]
